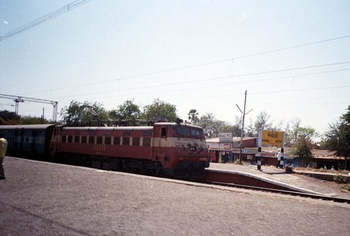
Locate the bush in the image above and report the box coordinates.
[334,174,347,184]
[341,184,350,192]
[233,159,242,165]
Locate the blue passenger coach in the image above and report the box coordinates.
[0,124,55,158]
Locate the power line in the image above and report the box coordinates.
[0,0,92,42]
[54,68,350,104]
[22,59,350,97]
[48,61,350,100]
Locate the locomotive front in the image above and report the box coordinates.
[153,123,209,178]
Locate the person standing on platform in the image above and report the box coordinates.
[0,132,8,180]
[276,150,282,168]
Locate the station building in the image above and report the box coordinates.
[206,136,348,170]
[206,136,294,167]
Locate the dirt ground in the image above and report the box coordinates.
[1,157,350,235]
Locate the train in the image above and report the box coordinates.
[0,122,210,178]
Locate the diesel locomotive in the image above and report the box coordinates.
[0,122,210,178]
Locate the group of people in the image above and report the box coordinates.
[0,132,7,180]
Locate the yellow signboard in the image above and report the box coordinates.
[262,130,284,146]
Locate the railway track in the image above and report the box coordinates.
[202,169,350,204]
[203,180,350,204]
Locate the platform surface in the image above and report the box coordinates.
[209,162,350,199]
[1,157,350,235]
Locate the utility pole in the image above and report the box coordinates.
[236,90,252,164]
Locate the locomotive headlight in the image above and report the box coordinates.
[188,144,196,152]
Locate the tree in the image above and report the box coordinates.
[323,106,350,170]
[61,101,108,126]
[0,110,20,125]
[198,113,216,137]
[188,109,199,125]
[109,100,141,126]
[19,115,50,124]
[141,99,177,122]
[290,135,314,167]
[198,113,240,138]
[288,118,301,145]
[254,111,273,132]
[283,117,318,147]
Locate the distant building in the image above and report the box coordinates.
[309,149,347,170]
[206,137,347,170]
[206,137,257,163]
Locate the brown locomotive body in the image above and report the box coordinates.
[50,122,210,178]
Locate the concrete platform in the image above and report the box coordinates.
[1,157,350,235]
[208,163,350,199]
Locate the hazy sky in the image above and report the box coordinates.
[1,0,349,135]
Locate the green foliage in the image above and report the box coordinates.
[290,135,313,167]
[341,184,350,191]
[333,174,347,184]
[234,159,242,165]
[0,111,51,125]
[141,98,177,122]
[19,115,50,124]
[254,111,272,131]
[109,100,141,125]
[188,109,199,125]
[322,105,350,170]
[0,110,20,124]
[61,101,108,126]
[197,113,242,138]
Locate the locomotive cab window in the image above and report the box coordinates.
[176,126,190,137]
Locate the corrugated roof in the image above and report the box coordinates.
[206,137,257,143]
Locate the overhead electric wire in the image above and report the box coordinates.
[55,67,350,103]
[28,61,350,98]
[0,0,92,42]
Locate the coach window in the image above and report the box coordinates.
[89,136,95,144]
[82,136,87,144]
[161,127,167,138]
[114,137,121,145]
[68,135,73,143]
[143,137,151,146]
[97,136,103,145]
[132,137,140,146]
[105,136,111,145]
[122,137,130,146]
[62,135,67,143]
[74,136,80,143]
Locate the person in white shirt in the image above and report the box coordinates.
[276,150,282,168]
